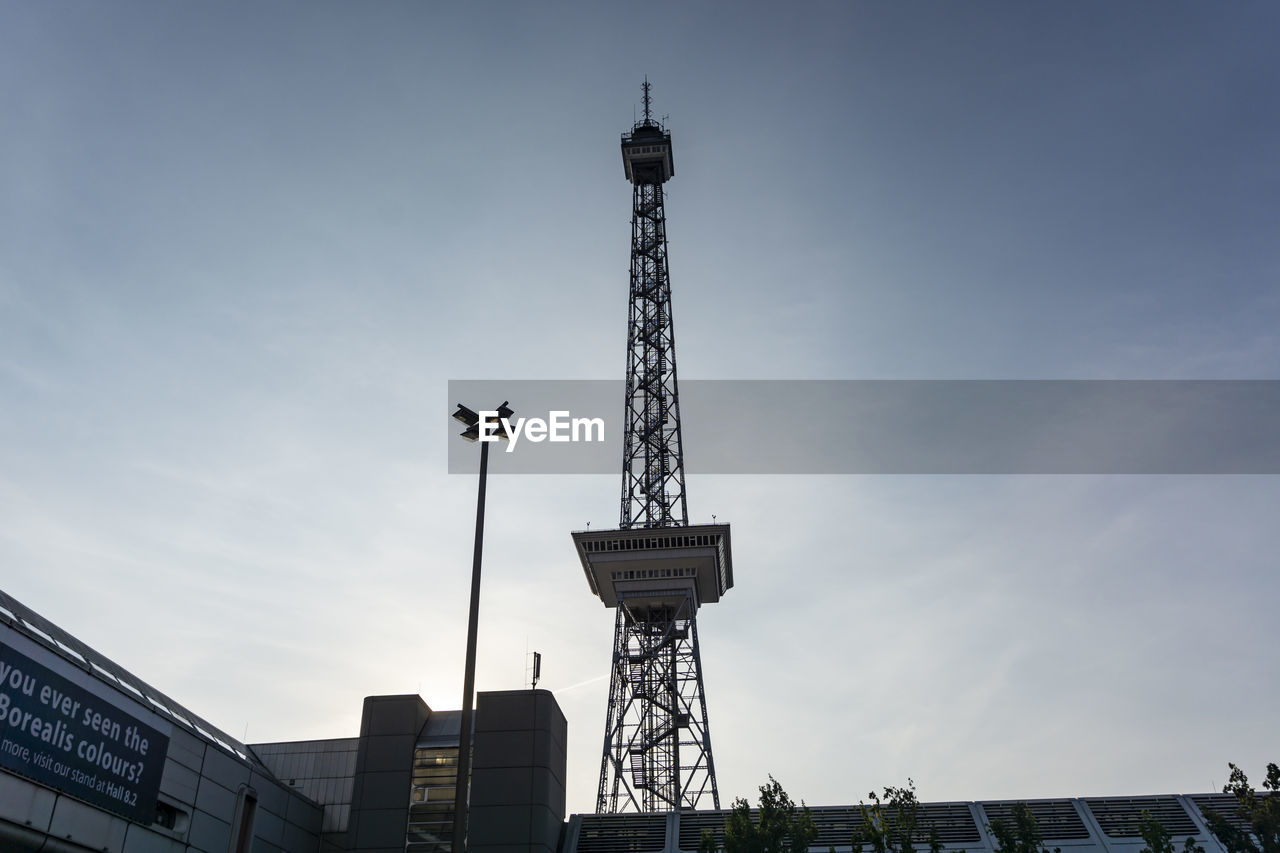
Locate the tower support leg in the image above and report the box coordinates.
[596,593,720,812]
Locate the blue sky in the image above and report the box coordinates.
[2,1,1278,815]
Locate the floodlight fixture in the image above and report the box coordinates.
[454,401,512,443]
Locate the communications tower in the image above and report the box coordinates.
[571,81,734,814]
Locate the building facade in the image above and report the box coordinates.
[252,691,567,853]
[1,590,324,853]
[1,590,567,853]
[3,588,1262,853]
[562,794,1259,853]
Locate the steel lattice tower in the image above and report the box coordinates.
[620,80,686,531]
[572,81,734,815]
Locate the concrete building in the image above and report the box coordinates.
[1,589,324,853]
[1,590,566,853]
[251,692,566,853]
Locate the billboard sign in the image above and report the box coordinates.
[0,637,170,823]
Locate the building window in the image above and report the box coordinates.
[229,787,258,853]
[153,800,188,832]
[408,746,460,853]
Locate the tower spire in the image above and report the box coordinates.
[642,77,653,125]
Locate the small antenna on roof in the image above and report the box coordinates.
[642,77,653,124]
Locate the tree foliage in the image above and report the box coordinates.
[987,802,1059,853]
[852,779,942,853]
[701,776,818,853]
[1202,763,1280,853]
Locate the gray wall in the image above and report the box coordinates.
[345,694,432,853]
[252,738,359,853]
[469,690,567,853]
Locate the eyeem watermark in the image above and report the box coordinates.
[451,379,1280,473]
[479,410,605,452]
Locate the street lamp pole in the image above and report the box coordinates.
[450,402,511,853]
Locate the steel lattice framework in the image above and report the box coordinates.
[620,171,687,531]
[598,594,718,813]
[593,81,720,815]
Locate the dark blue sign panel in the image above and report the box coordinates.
[0,640,169,823]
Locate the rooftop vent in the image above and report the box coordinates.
[576,814,667,853]
[1189,793,1273,834]
[678,810,731,849]
[918,802,983,844]
[1084,797,1198,838]
[981,800,1091,840]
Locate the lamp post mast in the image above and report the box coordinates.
[451,436,487,852]
[450,402,511,851]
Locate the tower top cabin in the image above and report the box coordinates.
[622,80,674,185]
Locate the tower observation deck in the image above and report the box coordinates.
[571,80,733,814]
